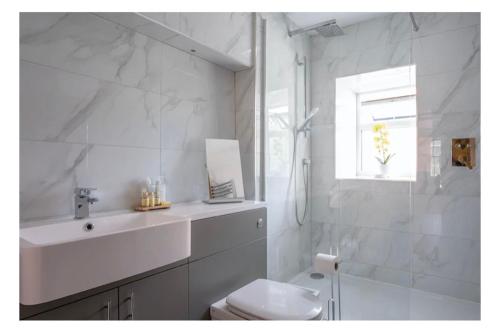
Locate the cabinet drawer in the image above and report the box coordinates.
[26,289,118,320]
[119,264,188,320]
[190,208,266,261]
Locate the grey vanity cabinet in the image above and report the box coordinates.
[189,208,267,320]
[118,264,188,320]
[26,289,118,320]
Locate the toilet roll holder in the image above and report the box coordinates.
[328,260,341,321]
[314,253,341,320]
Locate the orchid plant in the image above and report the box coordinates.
[372,123,395,165]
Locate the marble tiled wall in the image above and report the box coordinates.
[262,13,312,282]
[310,12,480,302]
[20,12,238,222]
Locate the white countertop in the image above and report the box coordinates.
[21,200,267,228]
[160,200,267,221]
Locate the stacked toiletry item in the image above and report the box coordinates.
[136,177,171,211]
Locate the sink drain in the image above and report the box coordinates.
[83,222,94,232]
[310,272,324,279]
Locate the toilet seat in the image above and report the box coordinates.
[223,279,323,320]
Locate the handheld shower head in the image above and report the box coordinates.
[296,107,320,133]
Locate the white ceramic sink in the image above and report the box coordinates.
[20,211,191,305]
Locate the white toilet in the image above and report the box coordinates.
[210,279,323,320]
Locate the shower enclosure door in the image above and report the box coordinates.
[311,16,417,320]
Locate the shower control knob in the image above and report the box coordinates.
[257,218,263,228]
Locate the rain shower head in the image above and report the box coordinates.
[315,21,345,37]
[288,19,345,38]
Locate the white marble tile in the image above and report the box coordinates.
[413,234,480,284]
[160,44,234,152]
[160,95,217,152]
[310,86,335,126]
[20,140,88,221]
[338,225,411,271]
[161,43,221,99]
[267,226,311,282]
[20,13,163,93]
[235,68,256,199]
[240,152,256,200]
[266,197,296,236]
[310,193,336,224]
[20,140,160,221]
[355,39,413,75]
[83,145,161,212]
[311,222,335,256]
[311,156,334,196]
[161,149,209,203]
[21,61,161,148]
[310,125,335,158]
[412,12,480,38]
[235,68,256,155]
[417,66,480,115]
[413,25,480,76]
[413,194,480,241]
[337,191,411,232]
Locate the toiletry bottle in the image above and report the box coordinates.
[146,177,153,193]
[158,177,167,203]
[155,180,161,205]
[149,191,156,207]
[141,188,149,208]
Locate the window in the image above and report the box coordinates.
[336,65,416,180]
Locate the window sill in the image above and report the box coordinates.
[336,175,416,182]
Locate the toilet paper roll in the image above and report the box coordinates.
[314,253,339,275]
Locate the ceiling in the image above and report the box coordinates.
[285,12,389,30]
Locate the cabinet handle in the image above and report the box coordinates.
[104,300,111,320]
[257,218,263,228]
[125,292,134,320]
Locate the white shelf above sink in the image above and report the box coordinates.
[94,12,251,72]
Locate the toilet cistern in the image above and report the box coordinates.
[74,187,99,219]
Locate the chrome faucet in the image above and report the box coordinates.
[74,187,98,219]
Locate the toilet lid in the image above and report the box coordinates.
[226,279,323,320]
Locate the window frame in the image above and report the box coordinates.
[355,89,417,179]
